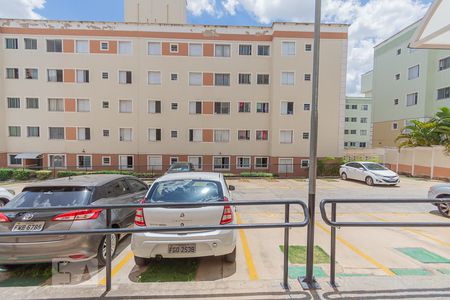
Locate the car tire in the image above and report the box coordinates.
[341,172,347,180]
[224,247,236,263]
[134,255,151,267]
[0,199,7,207]
[365,176,374,186]
[97,234,118,267]
[437,195,450,218]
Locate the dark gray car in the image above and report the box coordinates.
[0,174,148,265]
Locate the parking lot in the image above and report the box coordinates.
[0,176,449,292]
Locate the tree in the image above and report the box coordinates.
[396,120,441,148]
[434,107,450,149]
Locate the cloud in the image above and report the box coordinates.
[190,0,431,94]
[187,0,217,16]
[0,0,46,19]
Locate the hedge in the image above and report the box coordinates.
[240,172,274,178]
[0,169,14,181]
[12,169,35,181]
[36,170,52,180]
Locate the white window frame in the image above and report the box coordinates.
[170,43,179,53]
[280,130,294,144]
[189,128,203,142]
[119,155,134,170]
[278,158,294,174]
[214,44,231,58]
[118,41,132,55]
[188,156,203,170]
[213,129,230,143]
[148,71,161,85]
[102,156,111,166]
[282,41,296,56]
[76,99,91,112]
[281,71,295,86]
[213,156,231,171]
[148,41,162,56]
[147,155,163,171]
[100,41,109,51]
[189,72,202,86]
[254,157,269,169]
[76,155,93,170]
[119,128,133,142]
[48,154,67,169]
[189,43,203,57]
[7,154,23,167]
[119,99,133,113]
[76,127,91,141]
[301,159,310,168]
[75,40,89,54]
[236,156,251,169]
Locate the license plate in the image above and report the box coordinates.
[12,222,45,232]
[168,244,196,254]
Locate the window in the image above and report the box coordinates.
[119,155,134,170]
[170,43,179,53]
[170,157,179,165]
[395,73,400,80]
[406,92,418,106]
[344,130,349,134]
[119,71,132,84]
[305,44,312,52]
[256,102,269,113]
[171,103,178,110]
[189,101,202,114]
[255,157,268,168]
[77,128,91,140]
[344,142,348,147]
[213,156,230,170]
[9,154,22,166]
[26,98,39,109]
[76,70,89,83]
[345,117,349,122]
[238,73,251,85]
[102,101,110,109]
[215,44,231,57]
[350,130,357,134]
[75,40,89,53]
[25,68,38,79]
[119,100,133,113]
[171,73,178,81]
[148,156,162,171]
[127,180,148,193]
[24,38,37,50]
[47,69,63,82]
[77,99,90,112]
[256,130,269,141]
[189,43,202,56]
[215,73,230,86]
[278,158,293,174]
[301,160,310,168]
[119,128,132,141]
[281,101,294,115]
[49,154,66,168]
[6,68,19,79]
[257,45,270,56]
[238,130,251,141]
[8,126,21,137]
[148,71,161,85]
[118,41,132,55]
[5,38,18,49]
[304,103,311,111]
[282,41,296,56]
[189,129,202,142]
[360,117,368,123]
[76,155,92,169]
[237,157,251,169]
[148,42,161,55]
[360,130,367,136]
[100,42,109,51]
[49,127,65,139]
[408,65,420,80]
[214,130,230,143]
[103,129,110,137]
[304,74,311,81]
[102,72,109,79]
[257,74,270,85]
[351,105,357,109]
[239,44,252,55]
[345,105,350,109]
[238,102,251,113]
[188,156,202,170]
[394,98,399,105]
[7,97,20,108]
[46,39,62,52]
[281,72,295,85]
[102,156,111,166]
[189,72,202,86]
[361,104,369,111]
[171,130,178,138]
[48,98,64,112]
[148,128,162,141]
[397,48,401,55]
[280,130,293,144]
[214,102,230,115]
[303,132,310,140]
[360,142,367,148]
[437,87,450,100]
[148,100,161,113]
[439,57,450,71]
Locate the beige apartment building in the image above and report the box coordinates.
[0,0,348,176]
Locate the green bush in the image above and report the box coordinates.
[240,172,274,178]
[57,171,85,178]
[317,157,345,177]
[0,168,14,181]
[12,169,35,181]
[36,170,52,180]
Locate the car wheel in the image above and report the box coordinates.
[437,195,450,218]
[224,247,236,263]
[365,176,374,186]
[341,172,347,180]
[0,199,7,207]
[97,234,118,266]
[134,255,151,267]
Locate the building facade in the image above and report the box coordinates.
[0,5,348,176]
[372,22,450,147]
[344,97,372,149]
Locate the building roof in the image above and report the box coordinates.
[374,20,421,49]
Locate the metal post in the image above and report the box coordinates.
[105,209,112,292]
[330,203,338,287]
[300,0,322,290]
[283,204,290,289]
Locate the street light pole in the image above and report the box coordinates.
[300,0,322,290]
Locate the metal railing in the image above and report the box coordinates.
[320,198,450,287]
[0,200,309,292]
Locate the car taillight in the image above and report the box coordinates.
[220,197,233,225]
[52,209,103,221]
[0,213,10,223]
[135,199,146,227]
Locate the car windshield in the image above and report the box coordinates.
[362,163,387,171]
[6,187,92,208]
[146,180,223,203]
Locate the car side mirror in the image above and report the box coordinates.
[228,185,235,191]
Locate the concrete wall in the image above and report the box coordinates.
[124,0,187,24]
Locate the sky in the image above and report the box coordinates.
[0,0,433,94]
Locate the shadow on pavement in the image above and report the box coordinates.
[322,287,450,299]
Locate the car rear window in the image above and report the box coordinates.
[6,187,92,208]
[146,180,223,203]
[168,164,191,172]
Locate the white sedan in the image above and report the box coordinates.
[131,172,237,266]
[0,187,15,206]
[428,184,450,218]
[339,162,400,186]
